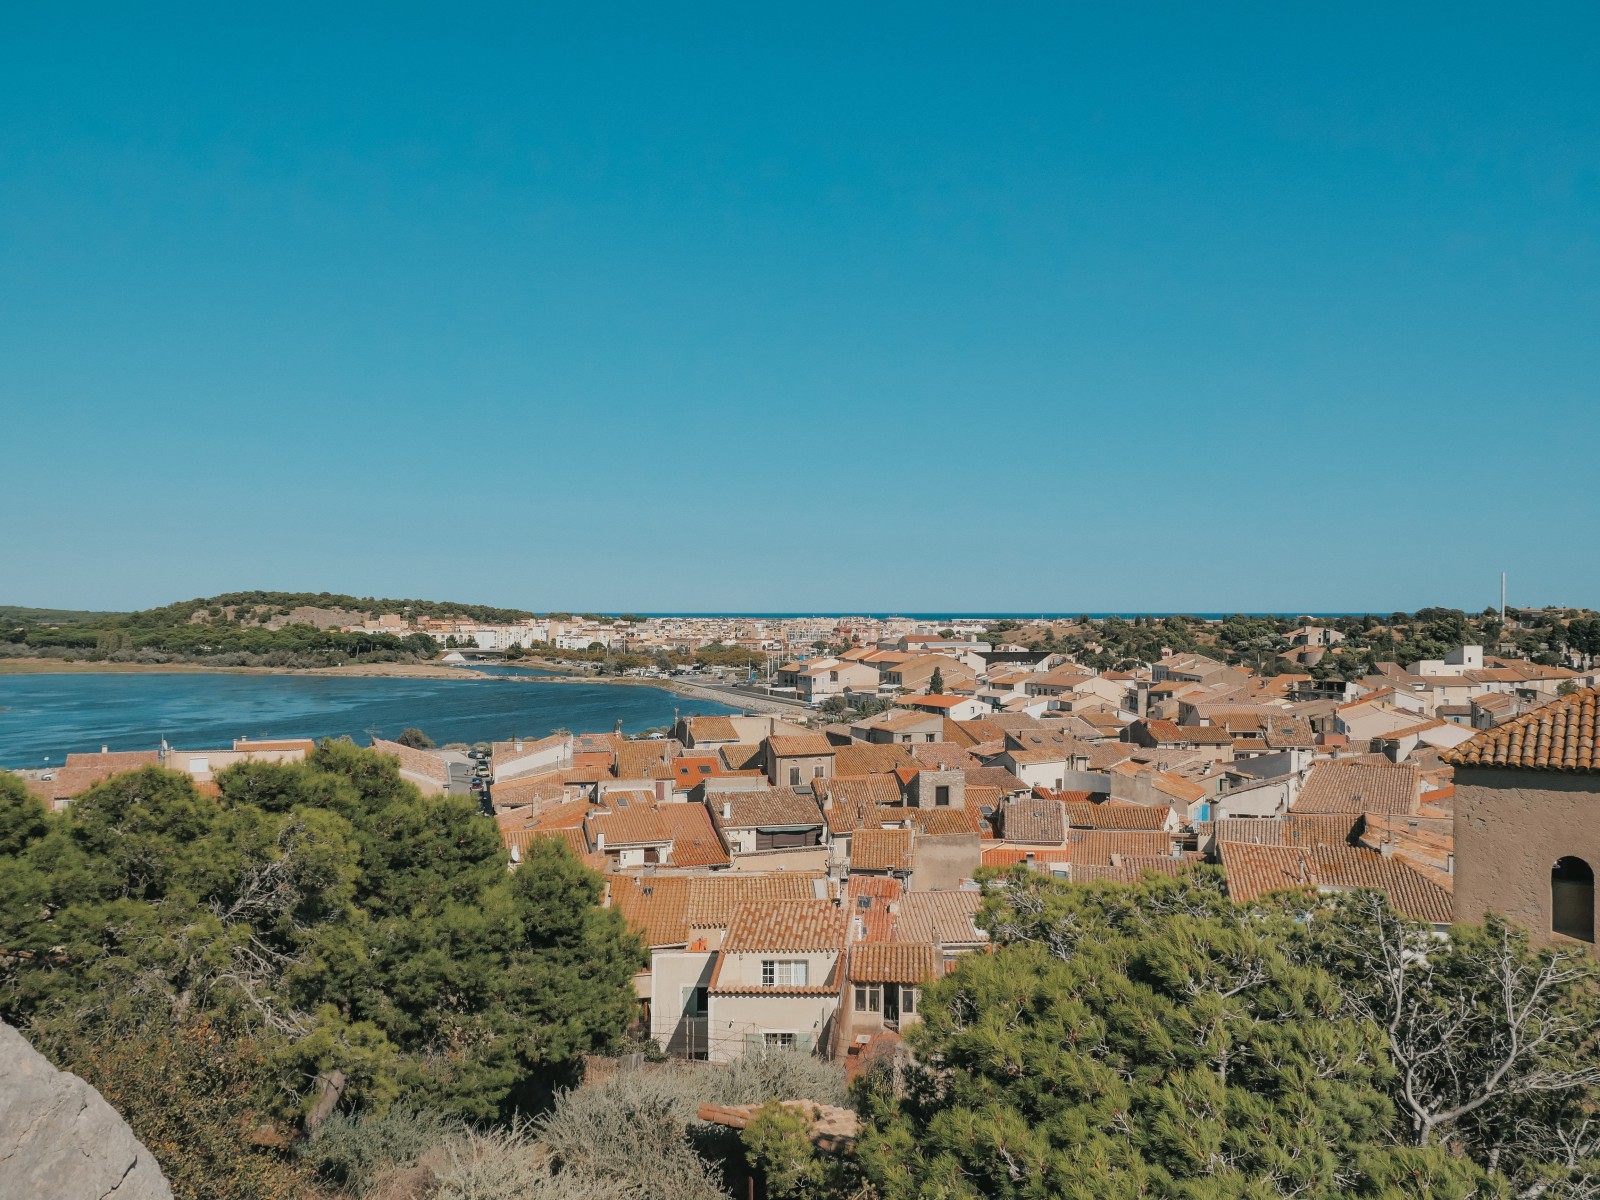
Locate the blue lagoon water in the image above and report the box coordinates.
[0,668,739,769]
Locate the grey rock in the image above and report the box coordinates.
[0,1021,174,1200]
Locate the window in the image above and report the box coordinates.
[761,960,808,987]
[789,767,801,785]
[813,765,825,779]
[1553,857,1595,943]
[925,733,937,742]
[763,1032,797,1050]
[699,765,712,775]
[680,985,708,1016]
[854,984,881,1013]
[900,986,917,1015]
[935,785,950,807]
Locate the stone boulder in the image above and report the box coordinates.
[0,1021,173,1199]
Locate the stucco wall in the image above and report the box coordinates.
[910,833,981,891]
[705,992,839,1061]
[1454,768,1600,950]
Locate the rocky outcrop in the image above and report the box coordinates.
[0,1021,173,1199]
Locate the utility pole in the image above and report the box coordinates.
[1500,572,1506,627]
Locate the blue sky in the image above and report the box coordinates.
[3,4,1597,615]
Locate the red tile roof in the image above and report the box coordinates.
[848,942,939,984]
[1443,689,1600,772]
[710,788,825,830]
[850,828,914,872]
[688,873,825,927]
[722,899,849,952]
[1291,760,1419,816]
[767,733,836,758]
[658,803,730,867]
[1217,840,1452,924]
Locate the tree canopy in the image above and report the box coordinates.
[855,868,1599,1200]
[0,745,645,1132]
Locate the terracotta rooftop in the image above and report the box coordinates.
[607,874,692,946]
[710,788,825,830]
[832,743,915,776]
[722,899,849,952]
[850,828,914,873]
[907,806,982,837]
[1443,689,1600,772]
[848,942,939,984]
[686,715,740,743]
[585,806,672,847]
[892,890,986,945]
[1291,760,1419,816]
[1063,801,1172,831]
[1065,830,1177,866]
[657,803,730,867]
[982,845,1072,867]
[718,744,765,772]
[1217,840,1453,924]
[767,733,836,758]
[688,873,825,927]
[1000,797,1066,845]
[815,775,902,834]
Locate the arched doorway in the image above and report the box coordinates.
[1552,857,1595,943]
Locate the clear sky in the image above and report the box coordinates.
[4,4,1597,615]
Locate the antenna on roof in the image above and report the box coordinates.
[1500,572,1507,627]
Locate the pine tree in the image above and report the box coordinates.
[855,870,1490,1199]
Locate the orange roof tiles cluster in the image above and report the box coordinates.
[1063,801,1172,831]
[848,942,939,984]
[1443,689,1600,772]
[687,873,825,928]
[722,899,849,952]
[1291,760,1419,816]
[657,804,730,867]
[711,788,825,829]
[1217,840,1452,924]
[849,828,914,873]
[767,733,836,758]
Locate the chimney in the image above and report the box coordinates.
[1447,853,1455,875]
[514,740,523,752]
[1379,836,1394,858]
[101,745,108,754]
[596,832,606,852]
[722,801,732,820]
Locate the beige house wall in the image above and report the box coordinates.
[163,747,307,782]
[651,949,715,1056]
[706,991,839,1062]
[1455,768,1600,951]
[769,753,834,787]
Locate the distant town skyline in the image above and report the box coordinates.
[5,4,1598,610]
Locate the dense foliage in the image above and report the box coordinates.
[0,590,537,667]
[980,606,1599,675]
[297,1052,848,1198]
[0,746,645,1194]
[851,868,1600,1200]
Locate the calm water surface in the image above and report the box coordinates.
[0,667,739,768]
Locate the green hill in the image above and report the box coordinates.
[1,591,534,668]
